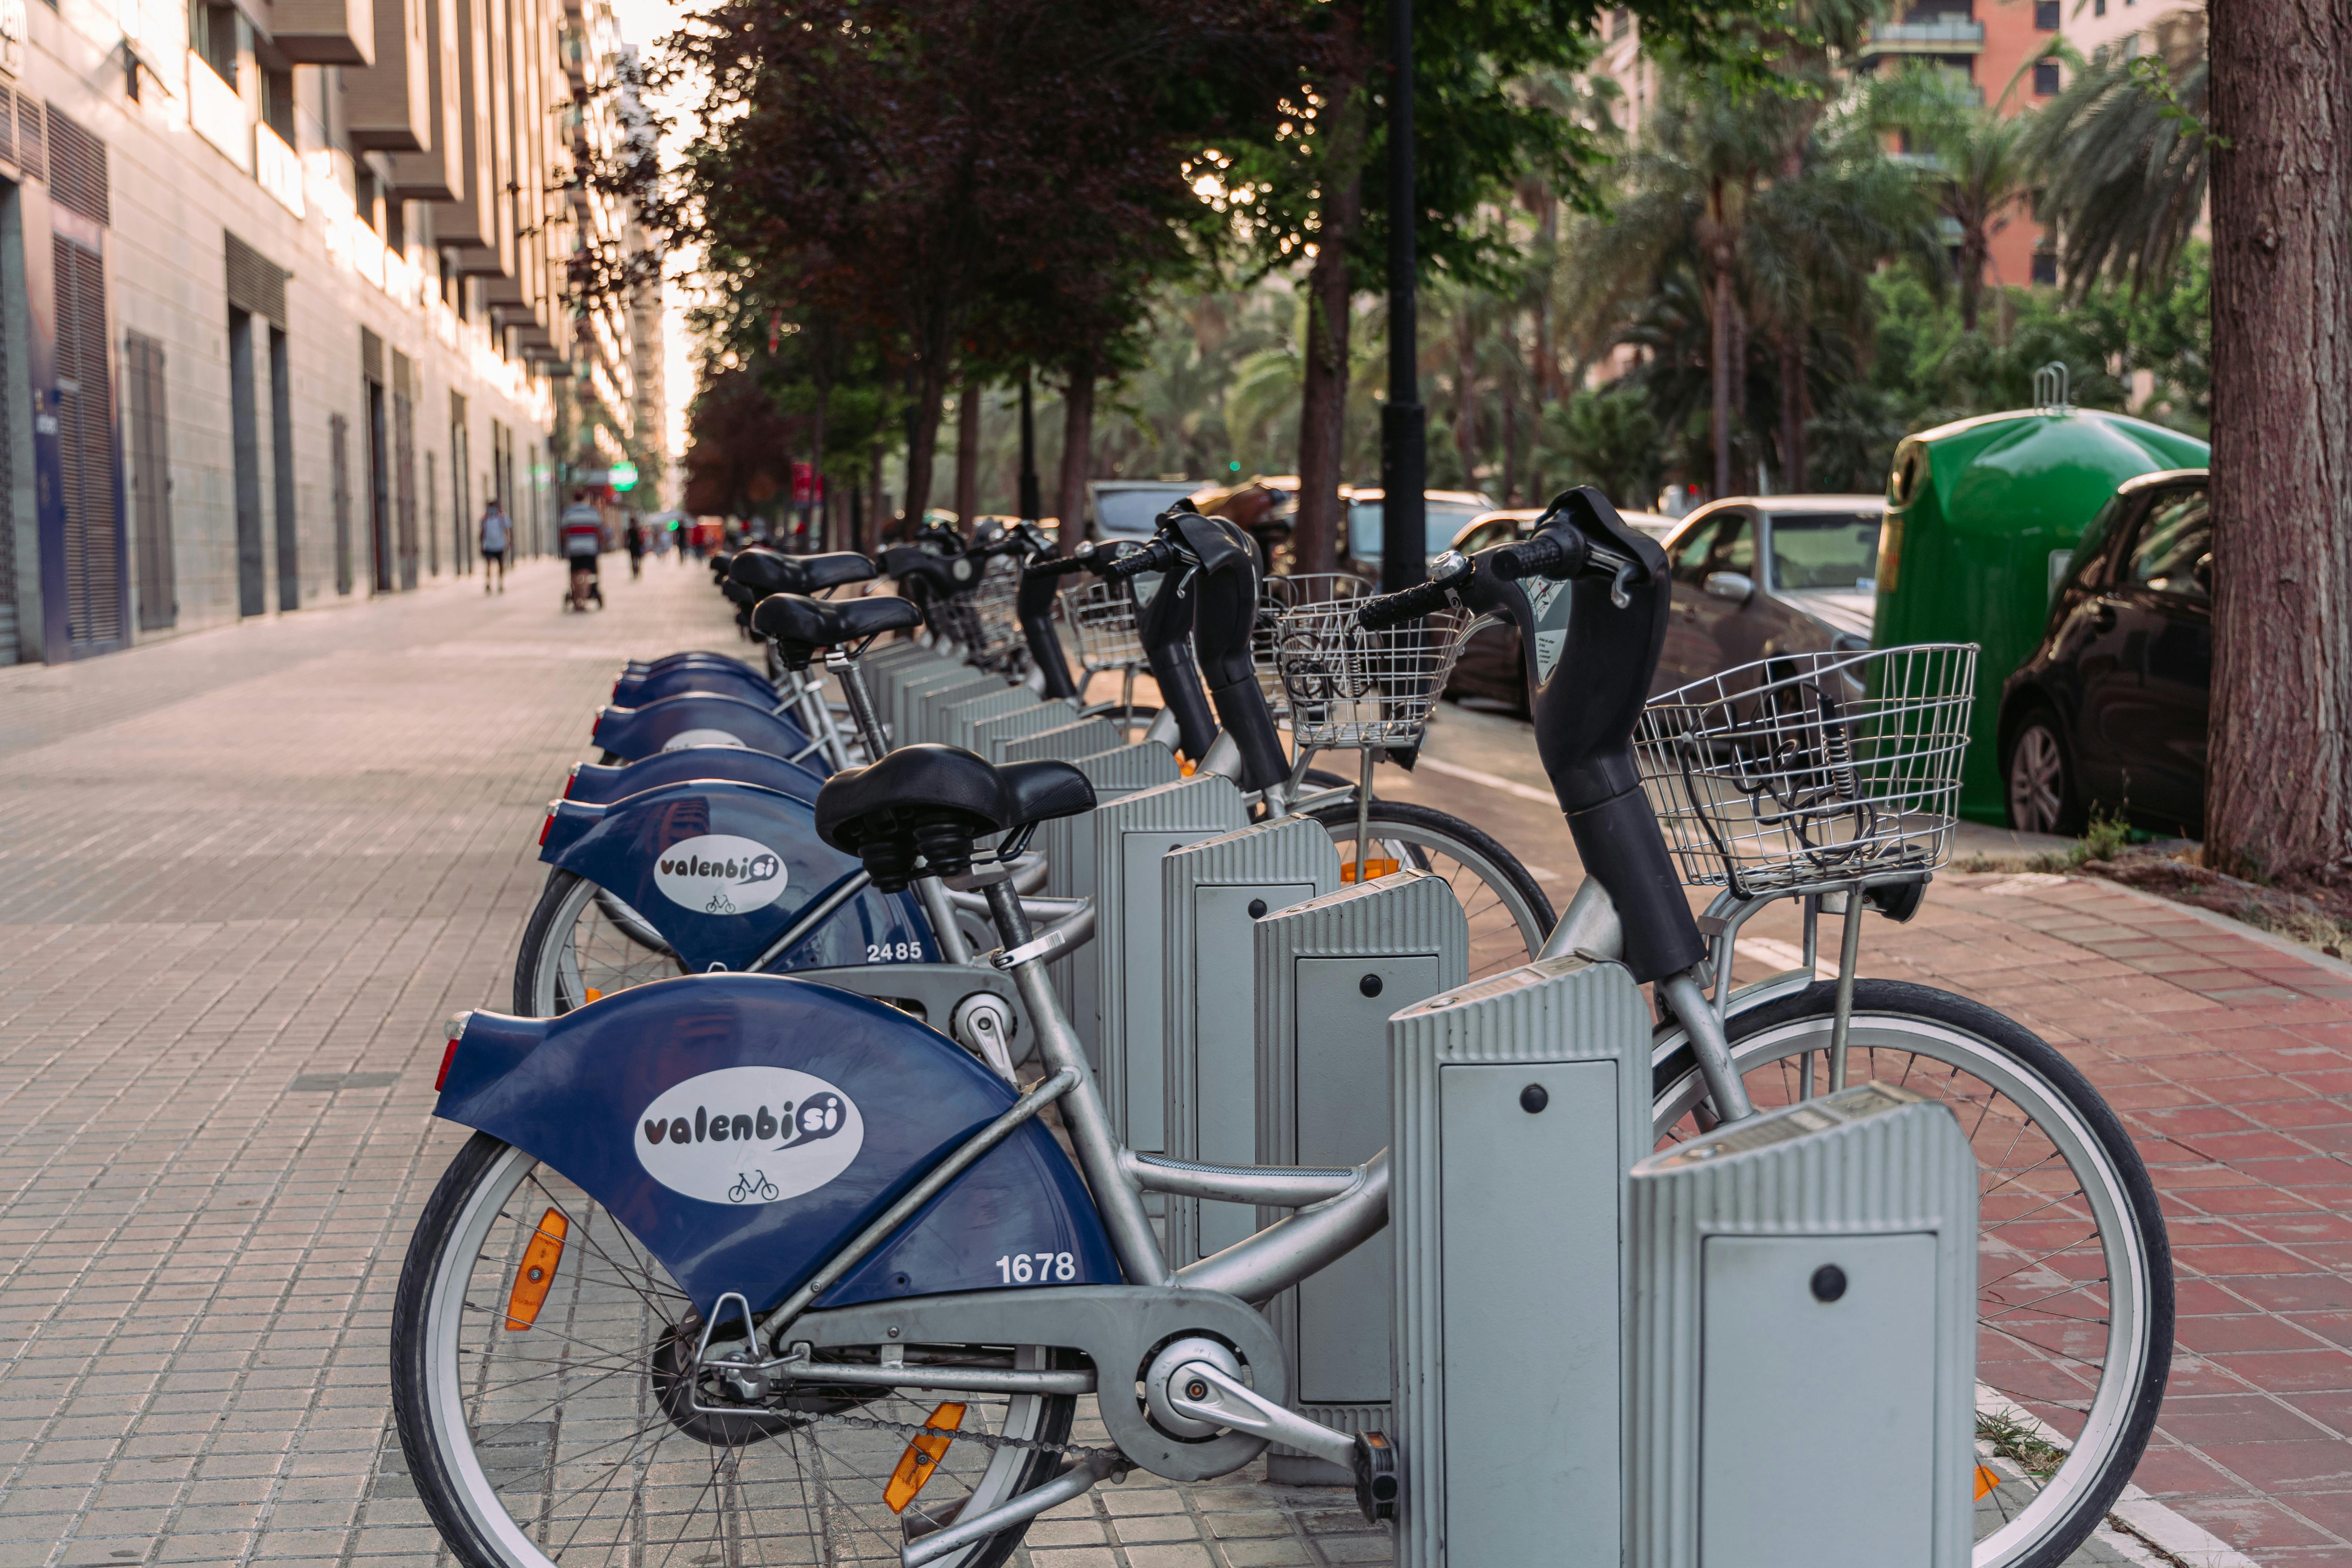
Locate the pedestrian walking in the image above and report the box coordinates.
[559,490,605,611]
[479,498,511,593]
[625,514,646,580]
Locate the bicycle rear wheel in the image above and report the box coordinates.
[514,869,686,1015]
[1650,980,2171,1568]
[391,1132,1075,1568]
[1308,800,1554,981]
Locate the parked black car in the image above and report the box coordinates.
[2000,468,2211,838]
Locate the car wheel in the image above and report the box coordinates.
[2005,706,2082,836]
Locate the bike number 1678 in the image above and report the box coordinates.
[994,1252,1075,1285]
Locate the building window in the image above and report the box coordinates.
[2093,0,2105,14]
[2033,60,2061,95]
[261,68,296,143]
[2031,253,2059,286]
[190,0,240,82]
[2032,0,2059,25]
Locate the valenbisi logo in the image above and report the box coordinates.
[661,729,750,753]
[653,834,787,916]
[634,1066,864,1205]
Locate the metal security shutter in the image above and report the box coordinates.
[224,231,287,326]
[125,332,175,630]
[54,236,123,650]
[0,259,14,663]
[43,106,103,224]
[330,412,352,594]
[392,349,416,588]
[16,96,43,182]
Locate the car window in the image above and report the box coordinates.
[1766,511,1880,592]
[1669,513,1753,586]
[1456,520,1519,555]
[1095,487,1196,537]
[1351,500,1496,559]
[2126,487,2210,599]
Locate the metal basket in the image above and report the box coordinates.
[1060,576,1147,676]
[965,555,1027,672]
[1634,644,1978,898]
[1254,574,1371,722]
[1273,600,1478,749]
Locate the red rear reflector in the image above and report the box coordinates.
[435,1036,460,1090]
[539,807,556,846]
[562,764,581,799]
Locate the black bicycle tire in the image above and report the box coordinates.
[513,870,585,1015]
[1651,979,2171,1568]
[390,1130,1075,1568]
[1305,798,1556,959]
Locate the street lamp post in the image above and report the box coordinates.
[1378,0,1425,594]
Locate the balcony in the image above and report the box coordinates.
[187,52,252,173]
[256,122,305,216]
[1858,17,1985,56]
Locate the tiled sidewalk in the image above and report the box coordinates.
[6,556,2352,1565]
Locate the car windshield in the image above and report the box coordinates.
[1348,500,1491,559]
[1095,486,1198,537]
[1767,511,1881,591]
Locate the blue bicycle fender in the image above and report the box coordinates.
[614,665,777,707]
[541,780,931,974]
[564,748,828,808]
[591,692,814,764]
[625,651,758,676]
[436,975,1121,1318]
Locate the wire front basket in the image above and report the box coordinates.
[1255,574,1372,723]
[1274,600,1479,749]
[1060,576,1147,675]
[1634,643,1978,898]
[964,555,1027,672]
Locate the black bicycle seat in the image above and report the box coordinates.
[997,760,1095,831]
[795,552,879,593]
[720,578,759,608]
[728,548,796,594]
[750,593,920,663]
[814,744,1009,889]
[709,552,734,576]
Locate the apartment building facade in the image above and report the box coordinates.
[0,0,639,663]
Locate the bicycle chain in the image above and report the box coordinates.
[719,1372,1130,1468]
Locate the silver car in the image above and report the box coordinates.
[1652,496,1885,694]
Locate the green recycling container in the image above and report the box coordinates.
[1874,408,2210,824]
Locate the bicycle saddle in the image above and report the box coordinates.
[815,744,1009,889]
[709,551,733,577]
[720,577,758,608]
[997,759,1095,831]
[727,548,797,595]
[749,593,920,666]
[792,551,880,593]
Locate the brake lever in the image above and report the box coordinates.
[1611,561,1639,610]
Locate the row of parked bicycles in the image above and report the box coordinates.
[389,490,2171,1568]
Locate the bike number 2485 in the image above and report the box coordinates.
[994,1252,1075,1285]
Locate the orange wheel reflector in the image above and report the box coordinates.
[1339,858,1401,884]
[1974,1464,2001,1500]
[583,988,604,1004]
[503,1209,570,1331]
[1178,760,1197,777]
[884,1402,966,1514]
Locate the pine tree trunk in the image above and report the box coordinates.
[865,444,885,553]
[1455,314,1478,491]
[2205,0,2352,880]
[953,374,982,525]
[1055,354,1098,544]
[900,351,948,537]
[1778,335,1802,496]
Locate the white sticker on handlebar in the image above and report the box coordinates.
[1536,630,1566,684]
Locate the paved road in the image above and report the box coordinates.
[5,557,2341,1566]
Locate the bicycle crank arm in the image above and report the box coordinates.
[1160,1357,1352,1467]
[901,1450,1123,1568]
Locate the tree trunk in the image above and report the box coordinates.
[953,374,982,524]
[1501,368,1519,506]
[1455,311,1479,492]
[1534,193,1563,405]
[1709,265,1734,500]
[2205,0,2352,880]
[1055,353,1098,544]
[865,443,886,553]
[1959,231,1987,333]
[900,350,948,537]
[810,375,830,551]
[1291,17,1368,577]
[1778,334,1803,496]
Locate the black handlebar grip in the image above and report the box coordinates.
[1024,554,1092,580]
[1492,531,1589,582]
[1102,540,1176,580]
[1357,578,1456,632]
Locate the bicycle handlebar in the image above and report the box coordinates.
[1493,530,1590,582]
[1023,553,1093,580]
[1357,576,1461,632]
[1101,539,1179,580]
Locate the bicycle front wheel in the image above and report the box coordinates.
[1308,799,1554,981]
[391,1132,1076,1568]
[1650,980,2171,1568]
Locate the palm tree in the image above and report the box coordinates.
[1872,65,2041,333]
[2024,11,2210,297]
